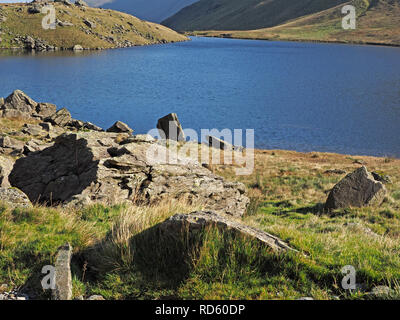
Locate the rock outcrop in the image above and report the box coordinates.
[159,211,296,252]
[9,132,249,216]
[325,166,387,211]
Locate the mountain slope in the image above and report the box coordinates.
[0,2,187,50]
[88,0,198,23]
[162,0,350,31]
[191,0,400,46]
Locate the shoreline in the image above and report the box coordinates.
[187,33,400,49]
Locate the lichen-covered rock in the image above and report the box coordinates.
[1,90,38,118]
[0,187,32,208]
[9,132,249,217]
[52,243,73,300]
[325,166,387,211]
[0,156,14,187]
[160,211,296,252]
[45,108,72,127]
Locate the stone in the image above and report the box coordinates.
[0,136,25,155]
[120,134,156,144]
[68,119,103,131]
[106,121,133,134]
[35,103,57,119]
[206,135,243,151]
[371,171,392,184]
[0,156,14,187]
[325,166,387,211]
[87,295,105,300]
[9,132,249,216]
[1,90,37,115]
[368,286,392,298]
[75,0,88,6]
[39,122,53,132]
[159,211,296,252]
[23,139,52,155]
[0,187,32,208]
[157,113,185,141]
[28,5,42,14]
[72,44,83,51]
[52,243,73,300]
[83,19,96,29]
[22,124,44,136]
[46,108,72,127]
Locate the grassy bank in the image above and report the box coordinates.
[1,145,399,300]
[189,0,400,47]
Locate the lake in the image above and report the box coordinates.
[1,37,399,157]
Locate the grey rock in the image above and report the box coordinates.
[87,295,105,300]
[1,90,37,115]
[160,211,296,252]
[0,187,32,208]
[106,121,133,134]
[9,132,249,216]
[22,124,44,136]
[206,135,243,151]
[157,113,185,141]
[52,243,73,300]
[0,156,14,187]
[120,134,156,144]
[324,166,387,211]
[46,108,72,127]
[35,102,57,119]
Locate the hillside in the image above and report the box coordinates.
[0,2,187,51]
[88,0,198,23]
[188,0,400,46]
[162,0,349,31]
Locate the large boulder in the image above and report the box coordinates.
[325,166,387,211]
[160,211,296,252]
[0,187,32,208]
[1,90,38,118]
[9,132,249,217]
[157,113,185,141]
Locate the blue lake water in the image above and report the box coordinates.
[1,37,400,157]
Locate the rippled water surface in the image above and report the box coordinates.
[1,37,399,157]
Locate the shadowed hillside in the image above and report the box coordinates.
[162,0,349,31]
[189,0,400,46]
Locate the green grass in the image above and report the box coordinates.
[0,145,400,300]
